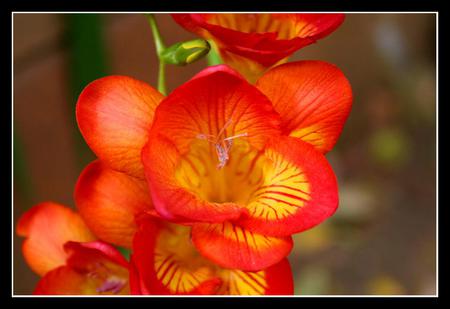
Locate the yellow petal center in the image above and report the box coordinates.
[175,138,265,205]
[175,137,312,221]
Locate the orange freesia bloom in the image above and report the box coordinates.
[172,13,345,81]
[141,62,352,271]
[130,216,293,295]
[17,202,130,295]
[76,60,352,272]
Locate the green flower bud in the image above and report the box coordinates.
[160,39,211,66]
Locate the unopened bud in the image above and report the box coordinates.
[160,39,211,66]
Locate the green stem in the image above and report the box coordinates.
[145,14,167,95]
[206,40,223,66]
[158,61,166,95]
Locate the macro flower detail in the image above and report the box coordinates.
[142,62,352,270]
[130,217,293,295]
[16,13,356,296]
[16,203,130,295]
[172,13,345,81]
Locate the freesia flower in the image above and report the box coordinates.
[141,62,352,271]
[130,216,293,295]
[172,13,345,82]
[16,12,356,295]
[75,60,352,272]
[16,202,130,295]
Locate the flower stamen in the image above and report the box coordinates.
[196,119,248,169]
[96,277,127,294]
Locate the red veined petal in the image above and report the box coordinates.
[75,160,155,248]
[142,65,280,223]
[216,258,293,295]
[16,202,95,276]
[256,60,353,153]
[191,222,293,271]
[237,136,338,237]
[149,64,280,152]
[132,216,292,295]
[132,218,222,295]
[76,75,164,178]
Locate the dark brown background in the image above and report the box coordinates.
[13,13,436,295]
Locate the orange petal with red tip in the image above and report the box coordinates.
[191,222,293,271]
[256,60,353,153]
[16,202,95,276]
[75,160,155,248]
[142,65,280,223]
[216,258,293,295]
[237,136,338,237]
[35,241,129,295]
[132,218,222,295]
[76,75,164,178]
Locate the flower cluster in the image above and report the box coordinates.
[17,13,352,295]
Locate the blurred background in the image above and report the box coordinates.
[13,13,436,295]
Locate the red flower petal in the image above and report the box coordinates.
[34,266,90,295]
[174,14,344,66]
[132,217,293,295]
[76,75,164,178]
[64,241,129,295]
[256,61,353,153]
[172,14,345,81]
[263,258,294,295]
[64,241,129,270]
[142,65,280,223]
[129,255,151,295]
[35,241,129,295]
[216,258,293,295]
[237,136,339,237]
[191,222,293,271]
[75,160,155,248]
[16,202,95,276]
[132,218,222,295]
